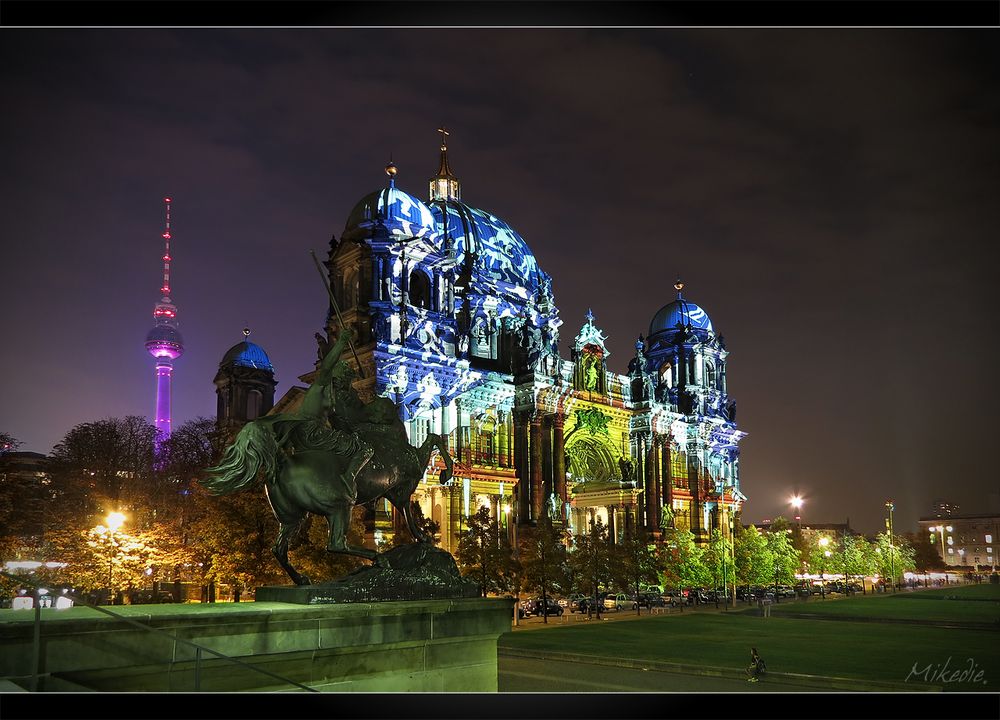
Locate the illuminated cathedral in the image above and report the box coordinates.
[216,132,746,550]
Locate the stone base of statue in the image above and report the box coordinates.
[0,594,514,692]
[255,544,480,604]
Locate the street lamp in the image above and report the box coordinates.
[790,495,803,530]
[105,512,126,603]
[818,536,830,599]
[885,501,895,592]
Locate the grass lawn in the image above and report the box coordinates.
[499,612,999,691]
[768,584,1000,624]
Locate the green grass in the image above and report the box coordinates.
[768,585,1000,624]
[499,613,999,691]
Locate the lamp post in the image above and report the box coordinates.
[105,512,126,604]
[818,536,830,599]
[790,495,803,530]
[885,501,895,592]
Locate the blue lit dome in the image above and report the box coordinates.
[220,341,274,372]
[649,292,714,340]
[343,185,439,246]
[430,200,541,295]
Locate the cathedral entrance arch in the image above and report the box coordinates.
[565,432,620,484]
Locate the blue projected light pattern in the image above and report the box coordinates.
[431,201,541,298]
[344,186,440,246]
[220,341,275,372]
[648,297,713,337]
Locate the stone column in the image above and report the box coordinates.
[530,416,544,521]
[541,415,553,504]
[514,411,530,522]
[552,414,566,506]
[648,436,660,534]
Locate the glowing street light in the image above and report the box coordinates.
[789,495,804,530]
[104,511,126,602]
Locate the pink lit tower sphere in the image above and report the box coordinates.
[144,197,184,439]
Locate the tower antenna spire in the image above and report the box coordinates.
[145,196,184,442]
[161,197,173,299]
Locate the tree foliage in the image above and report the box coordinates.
[734,524,773,588]
[47,416,159,530]
[455,506,514,597]
[518,516,567,620]
[659,526,709,590]
[568,518,614,603]
[613,525,660,615]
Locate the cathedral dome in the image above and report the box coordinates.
[343,185,439,246]
[648,283,714,339]
[430,200,541,295]
[220,341,274,372]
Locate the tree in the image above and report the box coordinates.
[842,534,873,593]
[568,518,613,616]
[455,506,511,597]
[703,529,735,603]
[734,524,773,592]
[185,484,286,595]
[658,526,709,593]
[518,516,568,622]
[907,531,947,571]
[613,525,660,615]
[48,416,159,530]
[873,530,915,586]
[0,432,22,454]
[764,523,799,590]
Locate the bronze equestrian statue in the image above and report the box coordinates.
[201,329,453,586]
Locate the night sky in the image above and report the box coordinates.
[1,29,997,535]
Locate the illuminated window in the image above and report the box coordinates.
[948,548,954,554]
[987,534,993,543]
[670,450,687,483]
[989,547,994,554]
[947,537,953,546]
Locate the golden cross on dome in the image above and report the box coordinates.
[437,126,450,150]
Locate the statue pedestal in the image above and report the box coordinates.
[0,598,513,692]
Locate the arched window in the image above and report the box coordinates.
[343,269,358,310]
[408,270,432,310]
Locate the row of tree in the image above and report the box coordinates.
[1,420,922,605]
[452,508,920,619]
[1,419,370,601]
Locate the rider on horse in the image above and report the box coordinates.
[262,328,373,504]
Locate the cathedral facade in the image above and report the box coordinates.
[218,136,746,551]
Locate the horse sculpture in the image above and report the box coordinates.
[200,330,453,586]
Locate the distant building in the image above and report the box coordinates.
[0,451,50,540]
[930,499,960,518]
[917,514,998,569]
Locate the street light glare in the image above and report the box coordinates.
[790,495,803,509]
[106,512,126,532]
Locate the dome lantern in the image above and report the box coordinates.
[429,127,460,201]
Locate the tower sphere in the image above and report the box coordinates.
[146,325,184,360]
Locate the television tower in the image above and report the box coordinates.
[144,197,184,439]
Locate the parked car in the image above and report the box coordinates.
[561,593,586,611]
[776,585,796,598]
[603,592,627,612]
[628,592,665,609]
[521,597,564,617]
[662,591,686,607]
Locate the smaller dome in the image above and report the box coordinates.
[343,185,439,245]
[649,297,713,339]
[220,341,274,372]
